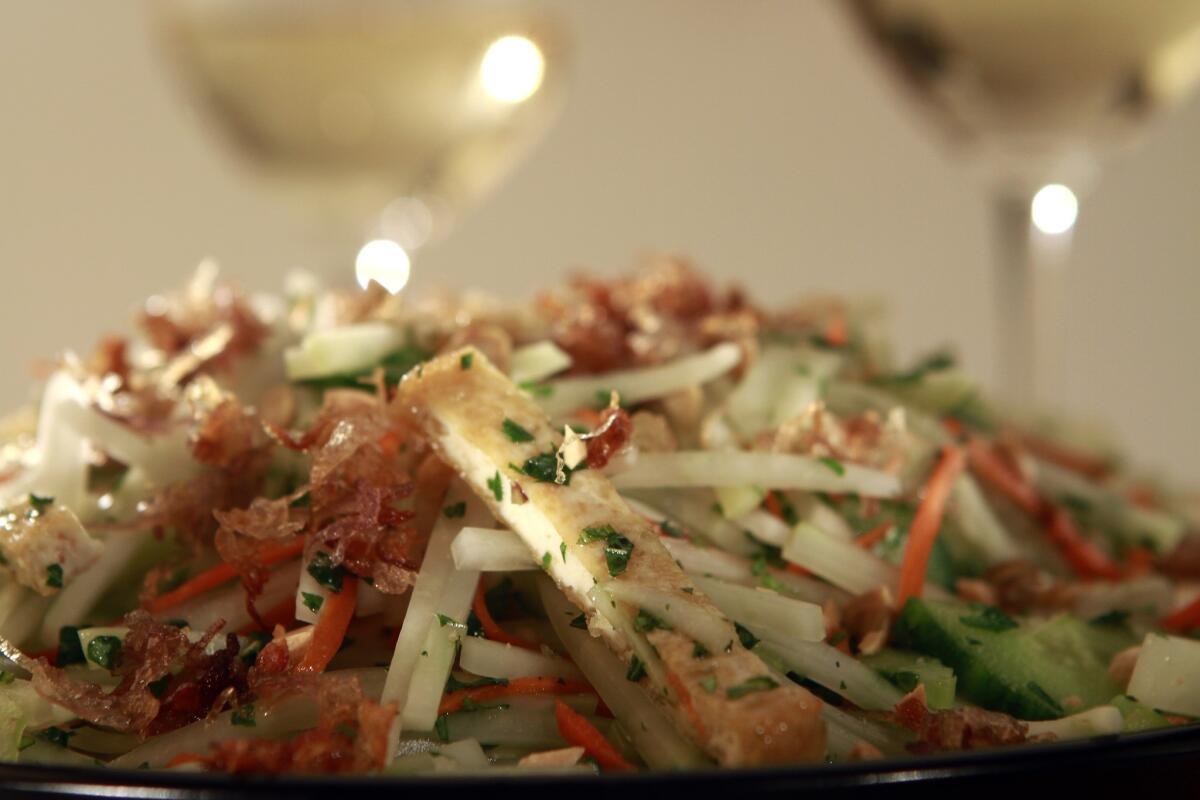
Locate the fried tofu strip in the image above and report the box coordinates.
[396,348,825,766]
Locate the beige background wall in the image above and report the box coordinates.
[2,2,1198,482]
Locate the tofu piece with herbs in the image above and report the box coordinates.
[396,347,826,767]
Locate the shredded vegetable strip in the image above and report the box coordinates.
[296,575,358,673]
[554,698,635,772]
[238,595,296,635]
[897,446,965,607]
[966,439,1043,516]
[1163,596,1200,633]
[854,522,893,551]
[438,677,596,715]
[472,581,539,651]
[146,538,305,613]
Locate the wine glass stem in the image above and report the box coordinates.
[992,191,1037,407]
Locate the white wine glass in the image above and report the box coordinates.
[840,0,1200,404]
[152,0,567,293]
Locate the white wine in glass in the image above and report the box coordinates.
[155,0,567,291]
[842,0,1200,403]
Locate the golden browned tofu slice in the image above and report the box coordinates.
[396,348,825,766]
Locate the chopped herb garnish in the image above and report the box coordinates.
[869,351,955,386]
[299,342,431,391]
[18,734,35,751]
[818,456,846,477]
[579,525,635,577]
[559,542,567,562]
[517,380,554,398]
[306,552,346,592]
[959,605,1018,633]
[231,704,256,727]
[569,613,588,630]
[634,609,671,632]
[38,727,73,748]
[626,655,647,682]
[434,715,450,742]
[239,631,271,665]
[86,635,123,669]
[442,502,467,519]
[887,671,921,693]
[659,519,685,539]
[148,676,170,698]
[516,452,567,484]
[699,676,718,694]
[28,494,54,514]
[540,552,553,571]
[726,676,779,700]
[45,563,64,589]
[502,418,535,443]
[301,592,325,614]
[0,672,14,685]
[56,626,85,667]
[436,613,459,627]
[692,642,710,659]
[735,622,759,650]
[487,470,504,501]
[460,352,474,370]
[681,586,695,594]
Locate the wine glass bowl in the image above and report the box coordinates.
[153,0,567,289]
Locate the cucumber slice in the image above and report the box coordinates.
[862,649,956,710]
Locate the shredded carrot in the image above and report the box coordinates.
[897,445,965,607]
[966,439,1044,517]
[147,538,306,613]
[822,305,849,348]
[573,408,605,428]
[1043,507,1122,581]
[785,562,813,577]
[296,575,357,674]
[165,752,209,768]
[1162,595,1200,633]
[1016,432,1111,481]
[554,698,635,772]
[1121,546,1155,580]
[855,522,893,551]
[237,595,296,635]
[472,580,540,651]
[940,417,966,439]
[438,676,595,715]
[763,491,785,521]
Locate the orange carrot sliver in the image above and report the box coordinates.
[165,752,209,769]
[966,439,1044,517]
[473,581,539,651]
[439,677,595,716]
[897,445,965,607]
[237,595,296,636]
[554,698,634,771]
[147,538,305,614]
[296,575,357,674]
[823,306,849,348]
[855,522,893,551]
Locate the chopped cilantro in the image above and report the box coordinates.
[434,715,450,742]
[959,605,1018,633]
[1026,681,1064,716]
[442,502,467,519]
[541,552,553,571]
[502,418,535,443]
[560,542,567,562]
[487,470,504,502]
[726,676,779,699]
[0,672,13,684]
[299,342,431,390]
[515,452,565,484]
[38,727,73,748]
[699,675,718,694]
[86,635,122,669]
[45,563,63,589]
[517,380,554,398]
[460,352,474,370]
[28,494,54,514]
[634,609,671,632]
[301,592,324,614]
[818,456,846,477]
[569,613,588,630]
[659,519,685,539]
[626,655,647,682]
[579,525,634,577]
[55,626,85,667]
[231,704,256,727]
[148,676,170,698]
[306,552,346,592]
[734,622,759,650]
[437,613,459,627]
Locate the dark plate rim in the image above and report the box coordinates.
[2,722,1200,796]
